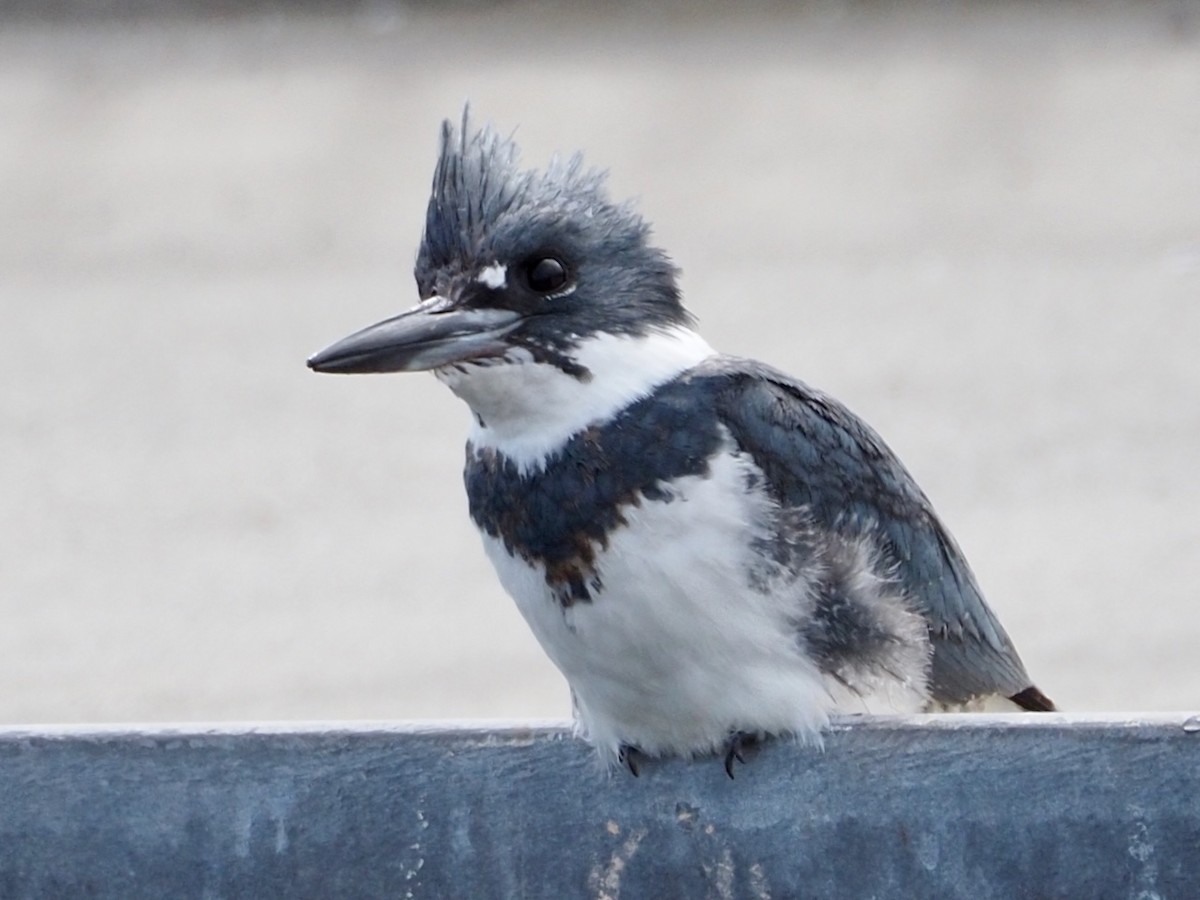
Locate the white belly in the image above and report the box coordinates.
[479,450,839,766]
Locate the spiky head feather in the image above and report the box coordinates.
[414,108,691,339]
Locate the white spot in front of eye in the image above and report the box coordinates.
[476,263,507,290]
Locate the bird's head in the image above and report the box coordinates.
[307,111,693,381]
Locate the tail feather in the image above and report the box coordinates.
[1008,686,1057,712]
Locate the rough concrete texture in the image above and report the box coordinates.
[2,716,1198,899]
[1,3,1198,725]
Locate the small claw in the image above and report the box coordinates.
[723,745,742,779]
[618,744,641,778]
[723,731,756,780]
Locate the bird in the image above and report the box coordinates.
[308,110,1054,775]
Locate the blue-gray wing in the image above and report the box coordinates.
[701,356,1042,706]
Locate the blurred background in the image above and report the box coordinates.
[2,1,1197,725]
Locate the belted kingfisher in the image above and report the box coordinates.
[309,111,1054,774]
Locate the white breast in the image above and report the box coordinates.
[479,447,838,767]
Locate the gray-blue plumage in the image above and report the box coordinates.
[465,356,1039,707]
[706,360,1037,703]
[308,109,1054,769]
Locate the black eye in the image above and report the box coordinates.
[524,256,570,294]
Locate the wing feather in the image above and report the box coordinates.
[698,357,1040,705]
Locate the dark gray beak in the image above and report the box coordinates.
[307,301,521,374]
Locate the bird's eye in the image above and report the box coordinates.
[524,256,570,294]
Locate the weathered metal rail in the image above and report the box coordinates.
[2,714,1197,898]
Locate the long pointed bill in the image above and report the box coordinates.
[307,302,521,374]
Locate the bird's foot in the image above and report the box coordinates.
[723,731,759,779]
[618,743,643,778]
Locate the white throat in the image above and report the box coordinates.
[434,325,715,472]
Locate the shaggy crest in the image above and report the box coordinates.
[417,111,638,268]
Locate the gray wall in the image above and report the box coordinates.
[2,4,1198,727]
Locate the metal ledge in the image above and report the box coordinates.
[2,714,1198,899]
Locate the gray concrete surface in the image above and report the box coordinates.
[3,715,1198,898]
[1,3,1198,726]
